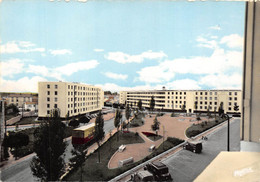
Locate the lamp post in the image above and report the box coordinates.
[223,114,230,151]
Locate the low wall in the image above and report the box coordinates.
[6,111,37,125]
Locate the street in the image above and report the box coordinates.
[163,118,240,182]
[1,116,118,182]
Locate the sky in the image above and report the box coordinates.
[0,0,245,92]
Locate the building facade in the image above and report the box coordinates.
[38,81,104,119]
[120,90,241,113]
[6,94,35,108]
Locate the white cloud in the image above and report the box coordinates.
[199,73,242,89]
[196,36,218,49]
[137,65,174,83]
[209,25,221,30]
[96,83,155,92]
[210,36,218,39]
[0,59,25,77]
[94,49,104,52]
[105,50,167,64]
[104,72,128,80]
[49,49,72,55]
[166,79,201,90]
[220,34,243,49]
[0,76,47,92]
[27,60,99,80]
[0,41,45,54]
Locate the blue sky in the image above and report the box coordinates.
[0,0,245,92]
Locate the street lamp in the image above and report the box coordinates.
[223,114,230,151]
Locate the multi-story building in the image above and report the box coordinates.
[120,90,241,113]
[38,81,104,119]
[6,93,35,108]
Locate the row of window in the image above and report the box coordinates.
[67,102,98,108]
[67,97,100,102]
[47,84,58,89]
[67,85,100,92]
[167,92,186,95]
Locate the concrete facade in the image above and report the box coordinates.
[241,1,260,148]
[38,81,104,118]
[6,94,34,108]
[120,90,241,113]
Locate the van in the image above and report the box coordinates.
[183,141,202,153]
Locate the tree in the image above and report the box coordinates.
[5,104,19,115]
[218,102,224,118]
[79,116,89,124]
[194,101,198,115]
[234,103,239,112]
[1,134,10,161]
[207,106,211,118]
[7,131,29,159]
[138,100,142,111]
[149,96,155,113]
[125,104,131,131]
[30,109,67,181]
[181,104,186,112]
[94,110,105,163]
[114,108,122,141]
[69,145,87,182]
[151,116,160,135]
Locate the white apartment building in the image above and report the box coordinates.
[120,90,241,113]
[38,81,104,119]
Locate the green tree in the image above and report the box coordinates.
[149,96,155,113]
[94,110,105,163]
[125,104,131,131]
[151,116,160,135]
[114,108,122,141]
[1,134,10,161]
[30,109,67,181]
[181,104,186,112]
[69,146,87,182]
[5,104,19,115]
[138,100,142,111]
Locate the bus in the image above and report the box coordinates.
[72,123,95,145]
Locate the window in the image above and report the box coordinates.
[234,97,237,101]
[195,92,198,95]
[205,92,208,95]
[229,92,232,95]
[180,96,182,99]
[205,101,207,105]
[55,85,58,89]
[184,92,186,95]
[200,92,203,95]
[200,97,203,100]
[235,92,237,95]
[54,104,58,108]
[215,92,217,95]
[200,106,203,109]
[68,85,70,89]
[47,104,50,108]
[47,91,50,95]
[205,97,207,100]
[180,101,182,104]
[215,97,217,100]
[210,92,212,95]
[210,97,212,100]
[215,102,217,105]
[200,101,203,104]
[205,106,207,109]
[47,84,50,88]
[68,92,70,95]
[47,97,50,102]
[229,97,232,101]
[47,110,50,114]
[55,98,58,102]
[229,102,232,106]
[175,101,178,103]
[209,102,212,105]
[176,92,178,95]
[228,107,232,111]
[55,91,58,95]
[176,96,178,99]
[180,92,182,95]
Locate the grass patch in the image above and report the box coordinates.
[147,135,162,141]
[64,134,183,181]
[12,117,42,125]
[5,114,18,121]
[186,117,226,138]
[129,113,145,128]
[64,131,145,181]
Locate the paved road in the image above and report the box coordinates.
[1,117,117,182]
[163,118,240,182]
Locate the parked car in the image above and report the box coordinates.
[183,141,202,153]
[130,170,154,182]
[144,161,172,181]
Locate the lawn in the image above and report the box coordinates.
[186,116,227,138]
[13,117,41,125]
[129,112,145,128]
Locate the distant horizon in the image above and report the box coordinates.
[1,1,245,92]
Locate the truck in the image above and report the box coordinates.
[144,161,172,181]
[72,123,95,145]
[183,141,202,153]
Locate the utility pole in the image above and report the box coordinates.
[0,99,6,161]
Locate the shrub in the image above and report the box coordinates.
[187,130,201,138]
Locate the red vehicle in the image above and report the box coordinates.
[72,123,95,145]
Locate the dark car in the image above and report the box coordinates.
[130,170,154,182]
[144,161,172,181]
[183,141,202,153]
